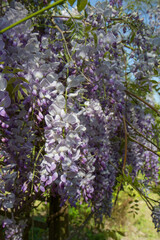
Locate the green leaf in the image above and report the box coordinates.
[154,69,158,76]
[2,66,24,74]
[68,0,76,6]
[7,78,18,85]
[151,80,158,84]
[91,31,97,47]
[8,77,29,84]
[13,68,24,74]
[84,9,88,18]
[117,231,125,237]
[77,0,87,12]
[17,77,29,83]
[130,32,135,43]
[12,84,20,95]
[135,207,139,211]
[6,84,14,97]
[84,32,89,39]
[133,177,140,187]
[18,90,24,101]
[116,175,123,182]
[0,156,5,162]
[2,66,14,74]
[127,165,133,173]
[85,25,92,32]
[21,85,28,95]
[104,51,109,58]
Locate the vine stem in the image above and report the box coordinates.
[52,18,72,62]
[125,90,160,115]
[126,119,160,150]
[31,146,44,193]
[52,15,83,20]
[128,135,160,157]
[0,0,66,34]
[122,115,128,172]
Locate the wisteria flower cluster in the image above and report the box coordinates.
[0,0,160,238]
[151,204,160,232]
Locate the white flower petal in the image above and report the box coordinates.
[0,75,7,91]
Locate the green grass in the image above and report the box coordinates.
[113,189,160,240]
[122,197,160,240]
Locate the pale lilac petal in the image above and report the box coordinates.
[52,172,58,181]
[60,174,66,183]
[40,186,45,192]
[45,176,52,186]
[51,162,56,171]
[41,175,46,182]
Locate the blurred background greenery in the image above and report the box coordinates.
[28,183,160,240]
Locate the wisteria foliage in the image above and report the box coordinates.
[0,0,160,238]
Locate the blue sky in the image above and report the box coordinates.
[86,0,99,6]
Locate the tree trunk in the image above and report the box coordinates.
[23,226,30,240]
[49,195,69,240]
[23,213,31,240]
[0,228,5,240]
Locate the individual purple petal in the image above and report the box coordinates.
[40,186,45,192]
[60,174,66,183]
[34,185,38,192]
[55,95,65,108]
[21,182,27,192]
[45,114,54,127]
[52,172,58,181]
[0,39,5,51]
[59,181,65,189]
[0,91,11,108]
[66,113,79,125]
[2,219,13,228]
[67,75,85,89]
[41,175,46,182]
[46,165,51,173]
[1,137,8,143]
[51,162,56,171]
[0,76,7,91]
[45,176,52,186]
[33,70,43,79]
[0,108,8,117]
[70,165,78,173]
[38,111,44,119]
